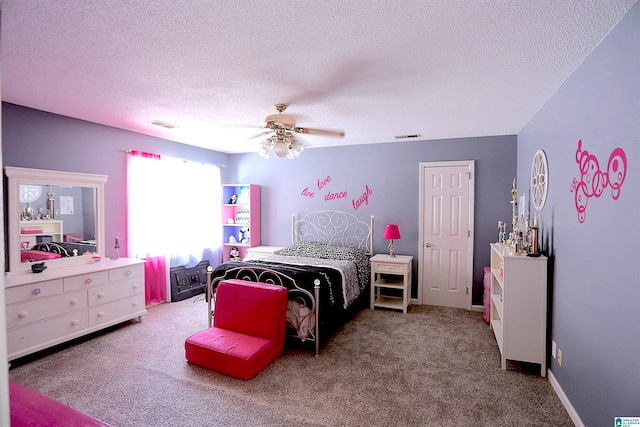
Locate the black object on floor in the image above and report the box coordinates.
[170,260,210,302]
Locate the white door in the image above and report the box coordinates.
[418,161,474,309]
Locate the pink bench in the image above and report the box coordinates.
[9,380,112,426]
[185,279,288,380]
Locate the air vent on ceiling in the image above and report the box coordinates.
[148,120,180,129]
[394,134,421,139]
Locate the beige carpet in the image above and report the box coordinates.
[9,296,573,426]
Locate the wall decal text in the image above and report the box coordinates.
[318,176,331,190]
[324,190,348,201]
[352,185,373,210]
[300,175,373,210]
[570,139,627,223]
[301,187,315,198]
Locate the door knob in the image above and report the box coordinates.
[425,242,434,247]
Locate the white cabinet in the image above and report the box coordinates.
[19,219,63,248]
[490,243,547,376]
[5,258,146,361]
[370,254,413,313]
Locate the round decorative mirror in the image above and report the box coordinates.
[530,149,549,211]
[19,184,42,203]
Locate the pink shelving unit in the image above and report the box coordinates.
[221,184,260,262]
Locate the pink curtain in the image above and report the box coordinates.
[143,255,167,305]
[127,150,167,306]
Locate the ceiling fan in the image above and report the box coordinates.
[256,104,345,159]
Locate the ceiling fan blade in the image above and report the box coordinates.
[294,127,345,138]
[247,129,273,140]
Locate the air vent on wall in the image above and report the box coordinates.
[394,134,421,139]
[148,120,180,129]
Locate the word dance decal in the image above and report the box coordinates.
[300,175,373,210]
[570,140,627,223]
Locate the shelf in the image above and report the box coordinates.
[373,296,403,310]
[221,184,260,262]
[372,278,404,289]
[489,243,548,376]
[491,293,503,320]
[491,268,504,288]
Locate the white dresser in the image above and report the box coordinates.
[5,258,146,361]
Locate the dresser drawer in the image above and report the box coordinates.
[5,279,63,304]
[7,310,88,355]
[109,263,144,282]
[89,294,145,327]
[64,270,109,292]
[372,262,406,274]
[88,276,144,307]
[6,290,87,329]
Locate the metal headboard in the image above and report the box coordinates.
[292,210,374,255]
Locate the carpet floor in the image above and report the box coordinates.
[9,296,573,426]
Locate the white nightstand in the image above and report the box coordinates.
[244,245,285,260]
[370,254,413,313]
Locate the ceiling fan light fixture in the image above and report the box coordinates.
[255,104,342,159]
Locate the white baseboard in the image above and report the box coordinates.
[548,369,585,427]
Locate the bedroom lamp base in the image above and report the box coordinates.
[387,240,396,258]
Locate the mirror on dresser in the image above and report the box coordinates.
[4,166,107,274]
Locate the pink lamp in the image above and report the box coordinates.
[383,224,401,258]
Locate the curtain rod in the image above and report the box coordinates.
[121,149,227,168]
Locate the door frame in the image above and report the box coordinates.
[418,160,475,310]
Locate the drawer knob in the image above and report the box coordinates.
[71,319,79,326]
[132,301,139,307]
[32,288,41,295]
[18,311,28,318]
[126,270,132,276]
[70,298,79,305]
[97,311,105,318]
[97,292,105,298]
[85,278,92,285]
[132,283,139,289]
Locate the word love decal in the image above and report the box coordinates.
[300,176,373,210]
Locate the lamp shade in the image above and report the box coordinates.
[383,224,401,240]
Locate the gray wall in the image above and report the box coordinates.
[518,3,639,425]
[2,103,230,260]
[3,104,517,304]
[230,136,517,303]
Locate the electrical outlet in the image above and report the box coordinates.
[558,349,563,366]
[552,340,557,359]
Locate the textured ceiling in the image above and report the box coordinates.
[1,0,636,154]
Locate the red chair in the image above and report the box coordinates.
[185,279,288,379]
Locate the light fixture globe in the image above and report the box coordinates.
[272,141,289,158]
